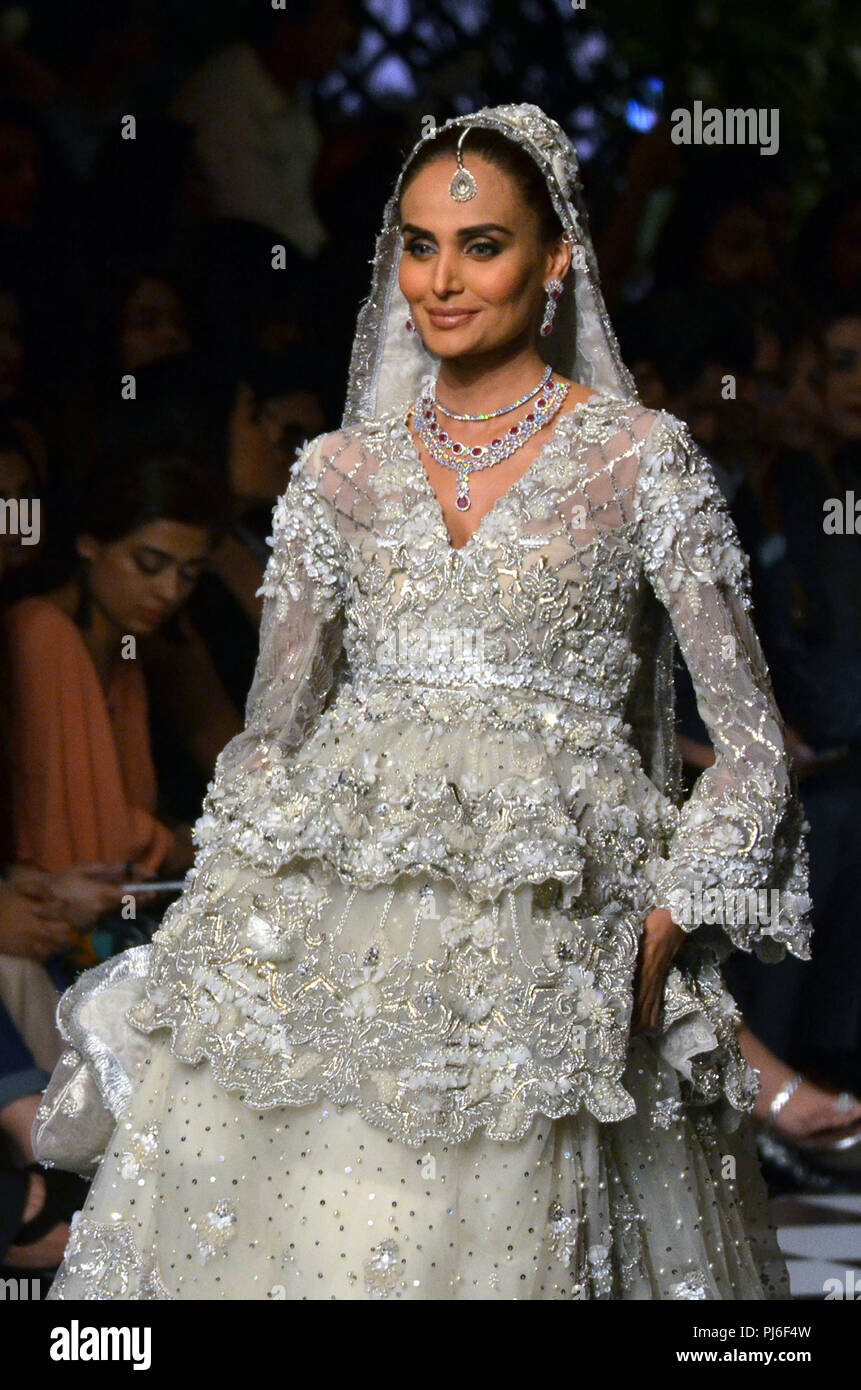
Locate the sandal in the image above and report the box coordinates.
[763,1071,861,1166]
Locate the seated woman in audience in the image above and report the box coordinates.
[1,438,229,998]
[0,539,127,1277]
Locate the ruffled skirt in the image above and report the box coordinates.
[43,1024,787,1300]
[35,861,789,1300]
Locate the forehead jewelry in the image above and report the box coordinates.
[449,127,478,201]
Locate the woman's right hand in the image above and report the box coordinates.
[8,864,128,931]
[28,866,129,929]
[0,878,80,961]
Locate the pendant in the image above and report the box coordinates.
[449,168,477,201]
[456,466,470,509]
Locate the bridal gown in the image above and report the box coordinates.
[33,391,811,1300]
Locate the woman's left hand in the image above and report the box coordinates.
[630,908,687,1037]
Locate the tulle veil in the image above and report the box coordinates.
[340,102,684,808]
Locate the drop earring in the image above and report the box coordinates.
[405,315,415,332]
[539,278,564,337]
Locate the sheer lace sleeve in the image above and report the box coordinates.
[633,410,812,963]
[193,433,349,850]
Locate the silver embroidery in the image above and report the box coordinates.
[120,400,811,1150]
[669,1273,711,1300]
[363,1238,405,1299]
[47,1214,172,1300]
[652,1097,686,1130]
[587,1242,614,1298]
[545,1200,580,1269]
[118,1122,160,1180]
[191,1199,238,1264]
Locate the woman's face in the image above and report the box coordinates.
[120,277,190,371]
[77,518,211,635]
[822,316,861,442]
[398,155,568,361]
[229,384,326,504]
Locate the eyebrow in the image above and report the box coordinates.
[400,222,514,238]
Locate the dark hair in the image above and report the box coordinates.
[86,254,193,372]
[76,352,236,487]
[70,441,231,631]
[75,440,230,547]
[616,289,756,396]
[399,126,565,245]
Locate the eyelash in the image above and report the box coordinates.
[405,239,499,258]
[134,554,162,576]
[133,553,202,584]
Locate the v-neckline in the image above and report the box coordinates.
[401,388,612,555]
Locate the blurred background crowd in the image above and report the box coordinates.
[0,0,859,1284]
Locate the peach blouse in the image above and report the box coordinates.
[2,597,175,876]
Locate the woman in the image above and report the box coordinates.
[0,538,114,1276]
[1,439,227,981]
[33,105,811,1300]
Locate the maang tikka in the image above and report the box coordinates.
[449,127,478,201]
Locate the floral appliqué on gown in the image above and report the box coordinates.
[33,392,811,1299]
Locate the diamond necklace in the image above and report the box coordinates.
[412,374,570,511]
[433,364,553,421]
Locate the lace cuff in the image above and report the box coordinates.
[635,411,812,962]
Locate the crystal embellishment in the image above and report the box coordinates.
[449,167,477,201]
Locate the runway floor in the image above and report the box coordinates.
[774,1189,861,1299]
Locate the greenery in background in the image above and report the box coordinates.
[592,0,861,191]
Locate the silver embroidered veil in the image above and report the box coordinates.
[341,102,684,807]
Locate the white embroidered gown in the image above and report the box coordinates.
[34,392,811,1299]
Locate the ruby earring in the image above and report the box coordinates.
[405,315,415,333]
[539,279,563,337]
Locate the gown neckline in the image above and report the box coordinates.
[400,387,614,555]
